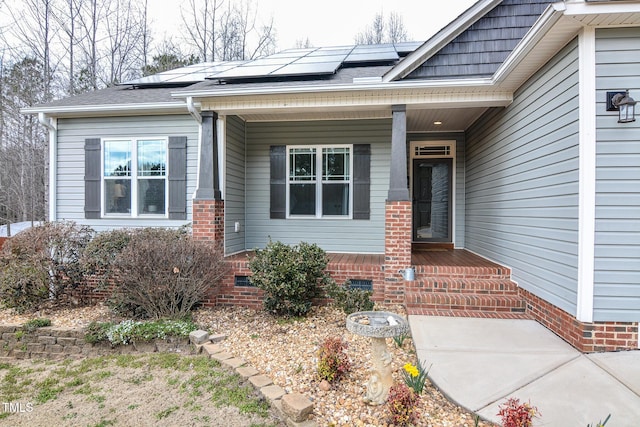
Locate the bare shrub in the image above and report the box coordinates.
[110,227,227,319]
[0,221,94,312]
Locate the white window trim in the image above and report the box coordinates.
[285,144,354,219]
[101,137,169,219]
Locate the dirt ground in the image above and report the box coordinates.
[0,354,284,427]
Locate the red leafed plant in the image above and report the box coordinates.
[317,336,351,382]
[497,398,538,427]
[387,383,420,426]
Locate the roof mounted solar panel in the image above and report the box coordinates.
[122,41,421,86]
[123,61,242,85]
[344,45,399,63]
[270,61,342,77]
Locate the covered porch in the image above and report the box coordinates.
[216,248,527,320]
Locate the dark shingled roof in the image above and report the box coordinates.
[404,0,557,80]
[30,65,394,110]
[30,84,180,109]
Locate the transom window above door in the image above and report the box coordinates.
[287,145,352,218]
[103,138,167,217]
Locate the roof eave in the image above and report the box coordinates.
[172,77,496,100]
[21,102,188,118]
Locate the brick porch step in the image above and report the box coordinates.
[415,266,511,280]
[405,307,531,319]
[405,291,526,314]
[406,278,519,295]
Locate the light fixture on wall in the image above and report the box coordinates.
[607,90,637,123]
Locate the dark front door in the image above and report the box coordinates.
[412,158,452,242]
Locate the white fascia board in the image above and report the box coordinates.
[21,102,188,117]
[564,0,640,17]
[382,0,503,82]
[174,77,495,99]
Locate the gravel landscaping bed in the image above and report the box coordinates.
[1,304,493,426]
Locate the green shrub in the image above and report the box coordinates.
[0,263,50,312]
[108,227,227,319]
[248,240,330,317]
[80,228,132,288]
[0,221,94,312]
[317,336,351,383]
[23,318,52,333]
[85,319,198,346]
[326,280,374,314]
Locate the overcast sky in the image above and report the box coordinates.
[149,0,478,50]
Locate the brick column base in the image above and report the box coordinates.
[521,288,639,352]
[192,199,224,243]
[383,200,412,304]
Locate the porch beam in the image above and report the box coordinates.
[388,105,410,201]
[194,111,222,200]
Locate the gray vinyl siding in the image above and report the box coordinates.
[56,115,198,231]
[224,116,246,255]
[593,28,640,322]
[245,119,391,253]
[465,39,580,315]
[408,132,466,248]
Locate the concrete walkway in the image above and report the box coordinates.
[408,316,640,426]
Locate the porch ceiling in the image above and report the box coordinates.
[239,106,488,133]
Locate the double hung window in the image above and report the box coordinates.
[287,145,351,218]
[103,138,167,216]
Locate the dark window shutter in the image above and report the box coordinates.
[84,138,101,219]
[168,136,187,220]
[353,144,370,220]
[270,145,286,219]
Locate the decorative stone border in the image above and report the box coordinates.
[195,338,317,427]
[0,324,194,360]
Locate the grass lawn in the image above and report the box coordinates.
[0,353,284,426]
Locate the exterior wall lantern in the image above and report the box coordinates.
[607,90,637,123]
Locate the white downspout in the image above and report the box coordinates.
[38,113,57,222]
[188,96,202,200]
[186,96,202,124]
[217,115,226,200]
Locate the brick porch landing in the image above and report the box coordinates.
[221,249,527,319]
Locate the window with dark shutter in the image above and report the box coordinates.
[84,138,102,219]
[83,136,187,220]
[353,144,370,220]
[168,136,187,220]
[269,143,370,220]
[270,145,286,219]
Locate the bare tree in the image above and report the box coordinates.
[0,57,47,225]
[0,0,58,100]
[387,12,409,44]
[182,0,275,62]
[355,11,410,45]
[102,0,148,85]
[181,0,222,62]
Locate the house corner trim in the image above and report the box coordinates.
[576,26,596,323]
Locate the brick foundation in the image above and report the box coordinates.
[213,253,386,309]
[521,288,639,352]
[383,200,412,304]
[192,199,224,242]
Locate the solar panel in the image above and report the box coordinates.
[345,45,398,63]
[122,42,421,86]
[270,62,342,76]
